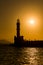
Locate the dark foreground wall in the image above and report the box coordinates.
[0,41,43,47]
[14,41,43,47]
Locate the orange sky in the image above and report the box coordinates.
[0,0,43,42]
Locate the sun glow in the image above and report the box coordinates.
[26,18,37,28]
[29,19,35,25]
[26,18,38,31]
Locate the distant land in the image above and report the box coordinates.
[0,40,11,44]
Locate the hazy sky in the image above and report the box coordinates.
[0,0,43,42]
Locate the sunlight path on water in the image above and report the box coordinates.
[22,48,39,65]
[0,46,43,65]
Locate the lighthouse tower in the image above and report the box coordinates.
[17,19,20,37]
[14,19,24,46]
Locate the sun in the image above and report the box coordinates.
[26,17,38,30]
[27,18,36,28]
[29,19,35,25]
[26,18,36,29]
[25,17,40,32]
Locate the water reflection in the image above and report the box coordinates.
[29,48,38,65]
[13,48,39,65]
[0,46,43,65]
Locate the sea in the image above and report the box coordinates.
[0,45,43,65]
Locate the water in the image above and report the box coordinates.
[0,46,43,65]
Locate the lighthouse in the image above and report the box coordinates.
[14,19,24,46]
[17,19,20,37]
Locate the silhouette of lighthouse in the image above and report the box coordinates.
[14,19,24,45]
[17,19,20,37]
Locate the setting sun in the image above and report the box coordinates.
[29,19,35,25]
[26,18,36,28]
